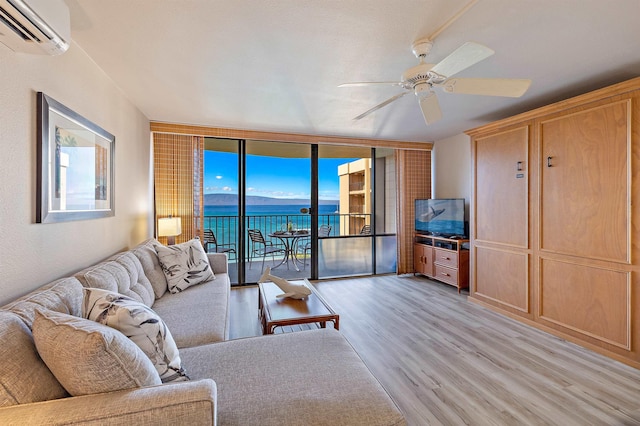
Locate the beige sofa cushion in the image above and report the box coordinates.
[152,274,230,348]
[0,311,68,407]
[83,288,189,383]
[131,239,169,299]
[33,310,162,396]
[180,329,405,426]
[3,276,84,326]
[75,252,154,307]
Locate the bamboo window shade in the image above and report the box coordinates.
[153,134,204,245]
[395,150,432,274]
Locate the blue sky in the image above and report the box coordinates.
[204,151,355,201]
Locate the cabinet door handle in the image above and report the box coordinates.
[441,272,450,277]
[516,161,523,171]
[444,257,450,260]
[547,156,553,167]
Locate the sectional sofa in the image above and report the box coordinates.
[0,238,405,425]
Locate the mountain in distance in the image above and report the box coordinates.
[204,193,338,206]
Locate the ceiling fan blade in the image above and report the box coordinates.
[443,78,531,97]
[339,81,403,87]
[418,92,443,125]
[430,42,494,78]
[353,91,409,120]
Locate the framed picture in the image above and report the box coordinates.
[36,92,115,223]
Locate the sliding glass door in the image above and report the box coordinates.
[315,146,397,278]
[203,139,396,285]
[244,140,311,282]
[317,146,371,278]
[373,148,397,274]
[202,138,240,284]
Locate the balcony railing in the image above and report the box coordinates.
[202,213,372,256]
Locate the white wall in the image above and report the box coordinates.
[432,133,471,219]
[0,42,152,305]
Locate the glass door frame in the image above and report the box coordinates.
[204,140,393,284]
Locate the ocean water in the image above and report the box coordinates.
[204,204,337,217]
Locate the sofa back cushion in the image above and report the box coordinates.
[3,277,84,327]
[131,239,168,299]
[75,252,155,307]
[0,311,68,407]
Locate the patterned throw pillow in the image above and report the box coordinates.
[32,310,161,396]
[83,288,189,383]
[155,239,215,293]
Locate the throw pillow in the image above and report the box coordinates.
[155,238,215,293]
[83,287,189,383]
[32,310,161,396]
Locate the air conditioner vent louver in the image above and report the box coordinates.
[0,6,42,42]
[0,0,69,55]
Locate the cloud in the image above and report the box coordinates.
[215,175,223,179]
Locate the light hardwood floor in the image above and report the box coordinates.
[229,275,640,425]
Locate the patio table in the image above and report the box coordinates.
[268,230,308,271]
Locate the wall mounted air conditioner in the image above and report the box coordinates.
[0,0,69,55]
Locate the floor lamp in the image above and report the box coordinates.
[158,216,182,245]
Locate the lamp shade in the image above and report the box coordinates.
[158,217,182,237]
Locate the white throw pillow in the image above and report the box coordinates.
[32,310,161,396]
[155,238,215,293]
[83,288,189,383]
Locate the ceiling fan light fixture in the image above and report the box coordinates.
[414,82,432,98]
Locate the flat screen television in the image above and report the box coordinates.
[415,198,466,237]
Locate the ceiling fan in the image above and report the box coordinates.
[340,38,531,126]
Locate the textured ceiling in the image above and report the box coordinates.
[68,0,640,143]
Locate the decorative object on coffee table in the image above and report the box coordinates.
[258,267,311,299]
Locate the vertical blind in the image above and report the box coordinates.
[395,150,432,274]
[153,133,204,245]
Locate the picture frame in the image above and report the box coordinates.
[36,92,115,223]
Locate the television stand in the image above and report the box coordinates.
[413,233,469,293]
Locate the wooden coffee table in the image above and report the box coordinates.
[258,279,339,335]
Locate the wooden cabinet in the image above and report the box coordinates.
[472,125,532,315]
[540,101,630,262]
[414,241,433,276]
[414,234,469,293]
[467,77,640,368]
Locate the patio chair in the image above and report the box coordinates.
[302,225,331,270]
[203,229,237,260]
[360,224,371,235]
[248,229,285,272]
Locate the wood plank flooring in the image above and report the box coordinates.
[229,275,640,425]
